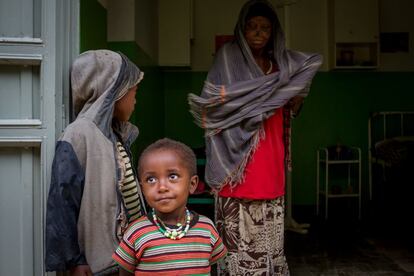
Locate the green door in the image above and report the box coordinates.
[0,0,78,275]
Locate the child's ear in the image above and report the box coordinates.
[189,175,199,195]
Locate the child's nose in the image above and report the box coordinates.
[158,179,168,192]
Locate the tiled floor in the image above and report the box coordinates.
[286,208,414,276]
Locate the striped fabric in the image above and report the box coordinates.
[113,213,227,275]
[117,142,142,222]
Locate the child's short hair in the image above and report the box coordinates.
[138,138,197,177]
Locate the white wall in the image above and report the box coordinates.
[102,0,412,71]
[158,0,191,66]
[107,0,135,41]
[104,0,328,70]
[105,0,158,63]
[379,0,414,71]
[190,0,328,71]
[288,0,329,71]
[136,0,158,62]
[189,0,414,72]
[191,0,243,71]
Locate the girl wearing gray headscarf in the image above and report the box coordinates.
[189,0,322,274]
[45,50,146,275]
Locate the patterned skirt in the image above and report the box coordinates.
[215,196,289,276]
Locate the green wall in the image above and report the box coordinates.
[162,71,414,205]
[291,72,414,205]
[162,71,206,148]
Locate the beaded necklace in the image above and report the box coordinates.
[152,208,191,240]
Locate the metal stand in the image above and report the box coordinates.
[316,147,362,220]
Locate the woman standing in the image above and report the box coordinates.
[189,0,321,275]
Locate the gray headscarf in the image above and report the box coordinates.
[188,0,322,190]
[71,49,144,144]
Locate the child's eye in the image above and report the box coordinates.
[169,174,179,181]
[146,176,157,184]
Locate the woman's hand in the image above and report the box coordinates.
[69,265,93,276]
[287,96,304,117]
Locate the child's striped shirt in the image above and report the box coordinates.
[113,212,227,275]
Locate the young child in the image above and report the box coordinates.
[45,50,146,275]
[113,138,227,275]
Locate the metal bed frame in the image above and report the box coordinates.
[368,111,414,200]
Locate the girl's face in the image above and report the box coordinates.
[244,16,272,52]
[139,149,198,224]
[113,85,137,122]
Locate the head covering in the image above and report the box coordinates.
[70,50,144,143]
[188,0,322,190]
[244,1,277,27]
[240,0,278,54]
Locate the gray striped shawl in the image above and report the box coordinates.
[188,0,322,190]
